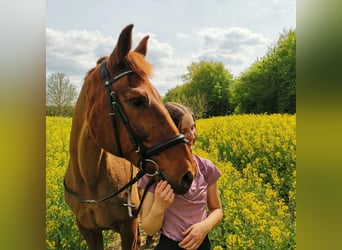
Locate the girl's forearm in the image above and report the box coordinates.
[141,204,166,236]
[202,208,223,233]
[140,181,175,236]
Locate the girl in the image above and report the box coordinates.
[138,102,222,250]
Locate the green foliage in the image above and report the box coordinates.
[164,29,296,115]
[46,105,74,117]
[164,61,234,118]
[164,87,208,119]
[231,29,296,114]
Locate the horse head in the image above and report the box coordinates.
[84,24,196,195]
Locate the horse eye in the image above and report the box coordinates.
[127,97,147,109]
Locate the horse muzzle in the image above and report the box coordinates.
[157,170,194,195]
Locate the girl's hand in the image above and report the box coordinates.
[153,180,175,212]
[178,221,208,250]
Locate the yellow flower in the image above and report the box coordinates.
[227,234,238,247]
[269,226,282,243]
[213,246,223,250]
[46,115,296,249]
[233,218,242,228]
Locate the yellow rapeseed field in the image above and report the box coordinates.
[195,114,296,249]
[46,114,296,249]
[46,116,88,249]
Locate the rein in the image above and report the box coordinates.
[64,58,187,218]
[63,167,154,218]
[64,169,145,204]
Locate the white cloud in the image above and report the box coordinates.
[176,33,190,39]
[46,0,295,97]
[46,28,114,89]
[194,27,273,76]
[143,34,191,95]
[46,26,274,96]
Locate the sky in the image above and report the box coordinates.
[46,0,296,96]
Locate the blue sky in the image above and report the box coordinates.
[46,0,296,96]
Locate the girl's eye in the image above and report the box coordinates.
[181,128,191,135]
[126,97,147,109]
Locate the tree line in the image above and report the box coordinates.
[164,29,296,118]
[46,29,295,118]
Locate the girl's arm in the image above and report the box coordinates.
[178,181,223,249]
[140,180,175,236]
[205,180,223,230]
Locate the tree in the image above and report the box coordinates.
[231,29,296,114]
[46,73,77,116]
[182,61,233,117]
[164,61,234,117]
[275,30,296,113]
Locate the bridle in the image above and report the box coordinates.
[64,58,188,217]
[100,59,188,176]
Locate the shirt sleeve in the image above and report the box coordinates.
[200,157,222,186]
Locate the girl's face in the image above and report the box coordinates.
[180,114,196,150]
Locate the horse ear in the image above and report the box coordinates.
[110,24,134,65]
[134,35,149,56]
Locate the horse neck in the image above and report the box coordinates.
[68,94,105,188]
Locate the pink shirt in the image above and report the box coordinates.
[138,154,222,241]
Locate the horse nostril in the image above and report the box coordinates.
[181,171,194,188]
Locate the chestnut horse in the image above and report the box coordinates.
[64,24,196,250]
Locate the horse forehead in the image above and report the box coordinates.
[124,76,157,96]
[126,51,152,77]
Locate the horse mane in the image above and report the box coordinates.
[83,56,107,83]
